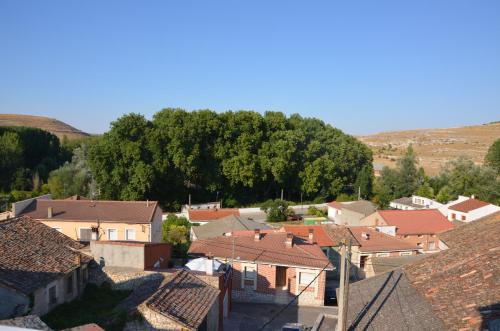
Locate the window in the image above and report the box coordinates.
[79,228,92,241]
[360,255,368,269]
[299,272,315,285]
[417,234,424,238]
[244,266,256,280]
[107,229,118,240]
[451,213,456,220]
[428,241,436,250]
[125,229,136,241]
[376,252,390,257]
[417,242,423,248]
[400,252,412,256]
[461,215,466,221]
[66,274,73,294]
[48,286,57,304]
[403,235,409,239]
[52,227,62,233]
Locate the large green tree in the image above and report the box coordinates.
[485,138,500,175]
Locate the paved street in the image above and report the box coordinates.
[224,303,338,331]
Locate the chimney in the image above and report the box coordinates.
[471,195,475,200]
[254,229,261,241]
[146,199,149,207]
[205,254,214,276]
[285,233,293,248]
[308,228,315,244]
[362,232,370,240]
[47,207,53,218]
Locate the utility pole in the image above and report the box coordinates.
[338,240,352,331]
[281,189,284,201]
[188,194,191,208]
[358,186,361,200]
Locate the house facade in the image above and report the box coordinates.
[327,200,377,226]
[360,209,454,253]
[18,198,163,243]
[441,196,500,222]
[0,216,91,319]
[189,230,331,306]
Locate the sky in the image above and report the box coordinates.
[1,1,499,135]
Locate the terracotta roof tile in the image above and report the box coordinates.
[187,209,240,221]
[0,216,91,294]
[378,209,454,235]
[327,201,344,209]
[448,198,491,213]
[348,227,419,253]
[189,232,331,269]
[22,199,159,223]
[282,225,336,247]
[146,269,219,331]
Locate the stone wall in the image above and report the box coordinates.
[89,266,163,290]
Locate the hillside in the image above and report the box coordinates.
[358,122,500,176]
[0,114,89,140]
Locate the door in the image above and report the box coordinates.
[276,266,288,289]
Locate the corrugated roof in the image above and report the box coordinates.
[21,199,159,223]
[378,209,453,235]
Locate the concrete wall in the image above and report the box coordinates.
[150,207,163,243]
[90,241,145,269]
[0,286,29,319]
[336,209,365,226]
[12,194,52,217]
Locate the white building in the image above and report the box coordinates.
[440,195,500,222]
[390,195,444,210]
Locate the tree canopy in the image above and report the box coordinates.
[88,110,373,209]
[485,138,500,175]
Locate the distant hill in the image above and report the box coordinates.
[0,114,89,140]
[358,122,500,176]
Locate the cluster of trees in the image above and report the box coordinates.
[161,214,195,258]
[374,139,500,208]
[0,127,71,208]
[86,109,373,209]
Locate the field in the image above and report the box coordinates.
[358,122,500,176]
[0,114,89,140]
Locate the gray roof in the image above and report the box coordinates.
[342,200,377,216]
[191,215,270,240]
[346,269,444,330]
[390,197,424,209]
[370,255,425,275]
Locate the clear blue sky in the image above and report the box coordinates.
[1,1,499,135]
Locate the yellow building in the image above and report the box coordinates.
[19,198,163,243]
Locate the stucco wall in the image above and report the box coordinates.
[150,207,163,243]
[0,286,29,319]
[91,241,145,269]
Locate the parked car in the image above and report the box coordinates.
[325,287,337,306]
[282,323,305,331]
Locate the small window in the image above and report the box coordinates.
[107,229,118,240]
[417,242,423,248]
[66,274,73,294]
[451,213,456,220]
[125,229,136,241]
[417,234,424,238]
[299,272,315,285]
[49,286,57,304]
[244,266,256,280]
[400,252,412,256]
[403,235,409,239]
[376,252,390,257]
[428,242,436,250]
[461,215,466,221]
[79,228,92,241]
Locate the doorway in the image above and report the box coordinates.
[276,266,288,289]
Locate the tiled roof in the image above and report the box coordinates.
[282,225,336,247]
[378,209,453,235]
[323,225,360,246]
[0,216,91,294]
[371,255,425,275]
[327,201,344,209]
[448,198,491,212]
[146,269,219,331]
[346,211,500,330]
[192,215,270,240]
[348,227,418,253]
[0,315,52,330]
[21,199,159,223]
[189,232,331,269]
[187,208,240,221]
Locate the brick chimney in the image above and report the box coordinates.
[308,228,315,244]
[205,254,214,276]
[47,207,53,218]
[285,233,293,248]
[254,229,261,241]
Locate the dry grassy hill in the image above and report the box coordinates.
[0,114,89,140]
[358,122,500,176]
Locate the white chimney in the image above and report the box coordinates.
[308,229,314,244]
[471,195,475,200]
[285,233,293,248]
[254,229,261,241]
[47,207,53,218]
[205,255,214,276]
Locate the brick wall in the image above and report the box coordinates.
[397,234,439,252]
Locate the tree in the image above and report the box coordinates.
[436,185,453,203]
[260,199,293,222]
[415,182,434,198]
[0,131,23,191]
[485,138,500,175]
[354,164,374,199]
[395,145,423,197]
[162,214,192,258]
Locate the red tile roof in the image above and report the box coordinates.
[282,225,336,247]
[187,208,240,221]
[448,198,491,212]
[327,201,344,209]
[348,227,419,253]
[22,199,159,223]
[189,232,331,269]
[378,209,453,235]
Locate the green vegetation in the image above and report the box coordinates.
[41,283,131,331]
[162,214,193,257]
[485,138,500,175]
[87,110,373,209]
[260,199,294,222]
[307,205,327,217]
